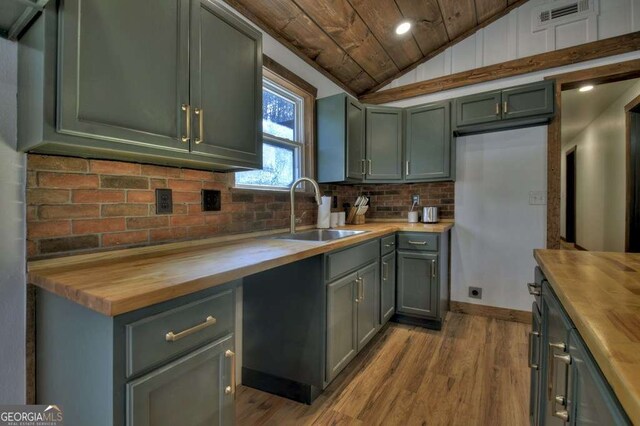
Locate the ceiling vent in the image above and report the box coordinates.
[533,0,597,30]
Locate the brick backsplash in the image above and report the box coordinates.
[26,155,455,258]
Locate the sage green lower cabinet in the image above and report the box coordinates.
[326,272,359,383]
[356,261,380,349]
[36,282,238,426]
[127,335,234,426]
[532,276,630,425]
[380,251,396,325]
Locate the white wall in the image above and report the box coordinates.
[0,38,26,404]
[383,0,640,92]
[560,80,640,251]
[452,128,547,311]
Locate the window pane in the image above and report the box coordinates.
[263,88,295,140]
[236,143,295,188]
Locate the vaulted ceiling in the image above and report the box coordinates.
[224,0,527,95]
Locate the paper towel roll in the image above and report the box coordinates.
[317,196,331,229]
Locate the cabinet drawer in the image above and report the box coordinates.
[126,289,234,377]
[326,239,379,282]
[381,235,396,255]
[397,233,439,252]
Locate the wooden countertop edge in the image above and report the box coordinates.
[28,222,454,316]
[533,249,640,425]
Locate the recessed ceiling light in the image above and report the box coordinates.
[395,21,411,35]
[579,85,594,92]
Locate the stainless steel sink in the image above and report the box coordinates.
[270,229,367,242]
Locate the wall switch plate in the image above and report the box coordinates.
[469,287,482,299]
[529,191,547,205]
[155,188,173,214]
[412,194,420,204]
[202,189,221,211]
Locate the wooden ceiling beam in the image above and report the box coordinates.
[359,31,640,104]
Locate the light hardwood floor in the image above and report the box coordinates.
[236,312,530,426]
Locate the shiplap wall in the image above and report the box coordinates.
[383,0,640,91]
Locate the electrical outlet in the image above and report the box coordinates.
[529,191,547,205]
[411,194,420,204]
[155,188,173,214]
[469,287,482,299]
[202,189,221,211]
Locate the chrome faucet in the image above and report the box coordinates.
[290,177,322,233]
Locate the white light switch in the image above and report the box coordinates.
[529,191,546,205]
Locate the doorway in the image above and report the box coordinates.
[626,104,640,252]
[565,147,576,244]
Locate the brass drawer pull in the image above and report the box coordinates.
[359,277,365,301]
[384,242,395,248]
[165,315,216,342]
[405,161,410,176]
[527,283,541,296]
[528,331,540,369]
[382,261,388,281]
[408,240,427,245]
[495,103,500,115]
[503,101,508,114]
[431,259,436,279]
[361,159,366,175]
[368,159,372,175]
[181,104,191,143]
[355,277,361,302]
[225,350,236,396]
[194,107,204,144]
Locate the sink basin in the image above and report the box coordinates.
[271,229,367,242]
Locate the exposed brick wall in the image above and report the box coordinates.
[322,182,455,220]
[26,155,318,258]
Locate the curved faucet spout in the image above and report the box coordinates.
[290,177,322,233]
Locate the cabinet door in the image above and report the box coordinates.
[380,252,396,325]
[502,81,554,121]
[356,261,379,351]
[454,91,502,127]
[127,334,234,426]
[404,102,451,181]
[57,0,190,152]
[190,0,262,168]
[346,98,366,180]
[365,107,403,181]
[568,330,630,426]
[529,303,542,426]
[396,251,438,318]
[326,273,358,383]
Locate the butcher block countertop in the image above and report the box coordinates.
[28,221,453,317]
[534,249,640,425]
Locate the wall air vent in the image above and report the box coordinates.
[533,0,596,30]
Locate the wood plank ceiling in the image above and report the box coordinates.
[224,0,528,96]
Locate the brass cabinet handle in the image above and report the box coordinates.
[503,101,508,114]
[384,242,395,248]
[225,350,236,396]
[355,277,361,302]
[405,161,410,176]
[368,159,372,175]
[547,341,568,400]
[495,103,500,115]
[527,283,541,296]
[528,331,540,369]
[361,159,366,175]
[408,240,427,245]
[431,259,436,279]
[165,315,216,342]
[359,276,365,302]
[194,108,204,144]
[382,261,388,281]
[181,104,191,143]
[553,410,569,422]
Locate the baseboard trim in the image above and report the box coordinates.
[450,301,531,324]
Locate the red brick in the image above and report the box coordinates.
[187,225,217,238]
[90,160,141,175]
[72,218,126,235]
[102,230,149,247]
[127,191,155,203]
[72,190,125,203]
[126,216,169,230]
[141,164,182,178]
[181,169,215,181]
[170,215,205,227]
[168,179,202,191]
[27,189,70,205]
[202,181,227,190]
[188,204,202,215]
[38,172,99,189]
[204,214,231,225]
[26,240,37,258]
[150,227,188,242]
[101,204,149,217]
[27,206,37,221]
[27,221,71,238]
[28,155,88,172]
[39,235,99,254]
[174,191,200,203]
[39,204,99,220]
[100,175,149,189]
[150,178,168,189]
[27,171,37,187]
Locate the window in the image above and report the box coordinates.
[235,78,306,190]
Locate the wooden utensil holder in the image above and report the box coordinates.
[353,214,366,225]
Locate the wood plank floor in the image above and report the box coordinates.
[236,312,530,426]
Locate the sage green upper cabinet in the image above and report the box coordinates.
[57,0,190,153]
[365,107,402,181]
[404,102,452,181]
[502,81,554,121]
[189,0,262,168]
[18,0,262,171]
[317,94,365,183]
[0,0,47,41]
[454,91,502,127]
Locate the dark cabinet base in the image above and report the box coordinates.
[242,368,322,405]
[391,313,443,330]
